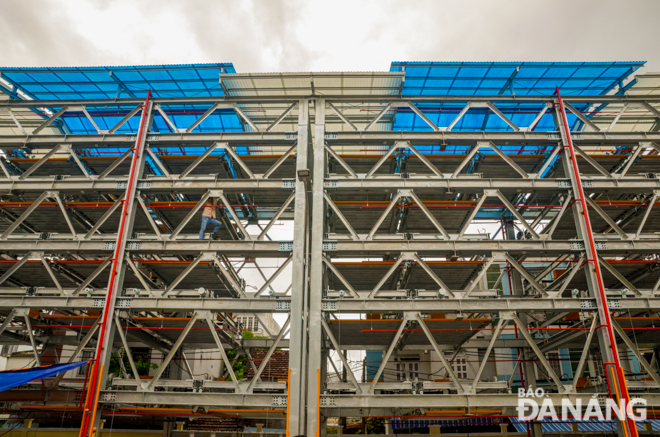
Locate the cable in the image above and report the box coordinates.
[168,352,210,380]
[0,412,32,437]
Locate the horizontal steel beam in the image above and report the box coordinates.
[320,393,660,410]
[332,340,533,350]
[0,239,286,255]
[0,132,294,148]
[327,297,660,312]
[4,177,660,194]
[96,392,660,409]
[112,378,287,391]
[328,338,660,351]
[102,391,281,407]
[3,131,660,148]
[330,177,660,192]
[3,94,660,108]
[5,296,660,313]
[0,334,289,350]
[326,131,660,145]
[5,390,660,416]
[0,332,646,352]
[0,178,290,193]
[0,238,655,255]
[328,239,659,256]
[0,296,289,312]
[0,389,284,407]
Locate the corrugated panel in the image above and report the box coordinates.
[391,61,642,96]
[0,63,241,136]
[628,73,660,96]
[222,73,402,132]
[221,72,403,97]
[588,73,660,132]
[0,63,236,100]
[510,417,659,432]
[389,61,644,142]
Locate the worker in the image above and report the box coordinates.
[199,197,222,240]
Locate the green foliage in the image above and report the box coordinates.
[367,418,385,434]
[109,351,158,377]
[327,426,339,434]
[225,347,246,381]
[222,331,268,381]
[241,330,269,339]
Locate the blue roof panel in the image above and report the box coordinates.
[392,61,642,96]
[390,61,644,143]
[0,63,240,137]
[0,61,645,145]
[0,63,236,100]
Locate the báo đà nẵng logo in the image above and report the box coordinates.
[517,388,646,421]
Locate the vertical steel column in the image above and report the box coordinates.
[79,92,153,437]
[288,99,309,435]
[555,89,637,437]
[307,99,326,437]
[504,220,541,437]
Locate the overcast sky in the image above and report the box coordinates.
[1,0,658,74]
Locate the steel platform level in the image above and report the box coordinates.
[0,62,660,437]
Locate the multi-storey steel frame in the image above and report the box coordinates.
[0,66,660,437]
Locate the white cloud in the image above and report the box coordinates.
[1,0,657,72]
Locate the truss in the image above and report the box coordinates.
[1,90,660,437]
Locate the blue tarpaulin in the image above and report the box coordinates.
[0,361,88,392]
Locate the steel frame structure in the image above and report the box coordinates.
[0,85,660,437]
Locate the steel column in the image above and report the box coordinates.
[306,98,325,437]
[556,89,637,437]
[80,91,153,437]
[287,99,309,435]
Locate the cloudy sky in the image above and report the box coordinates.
[1,0,659,73]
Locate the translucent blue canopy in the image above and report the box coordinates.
[0,61,644,138]
[390,61,642,96]
[390,61,644,136]
[0,63,242,136]
[0,63,236,99]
